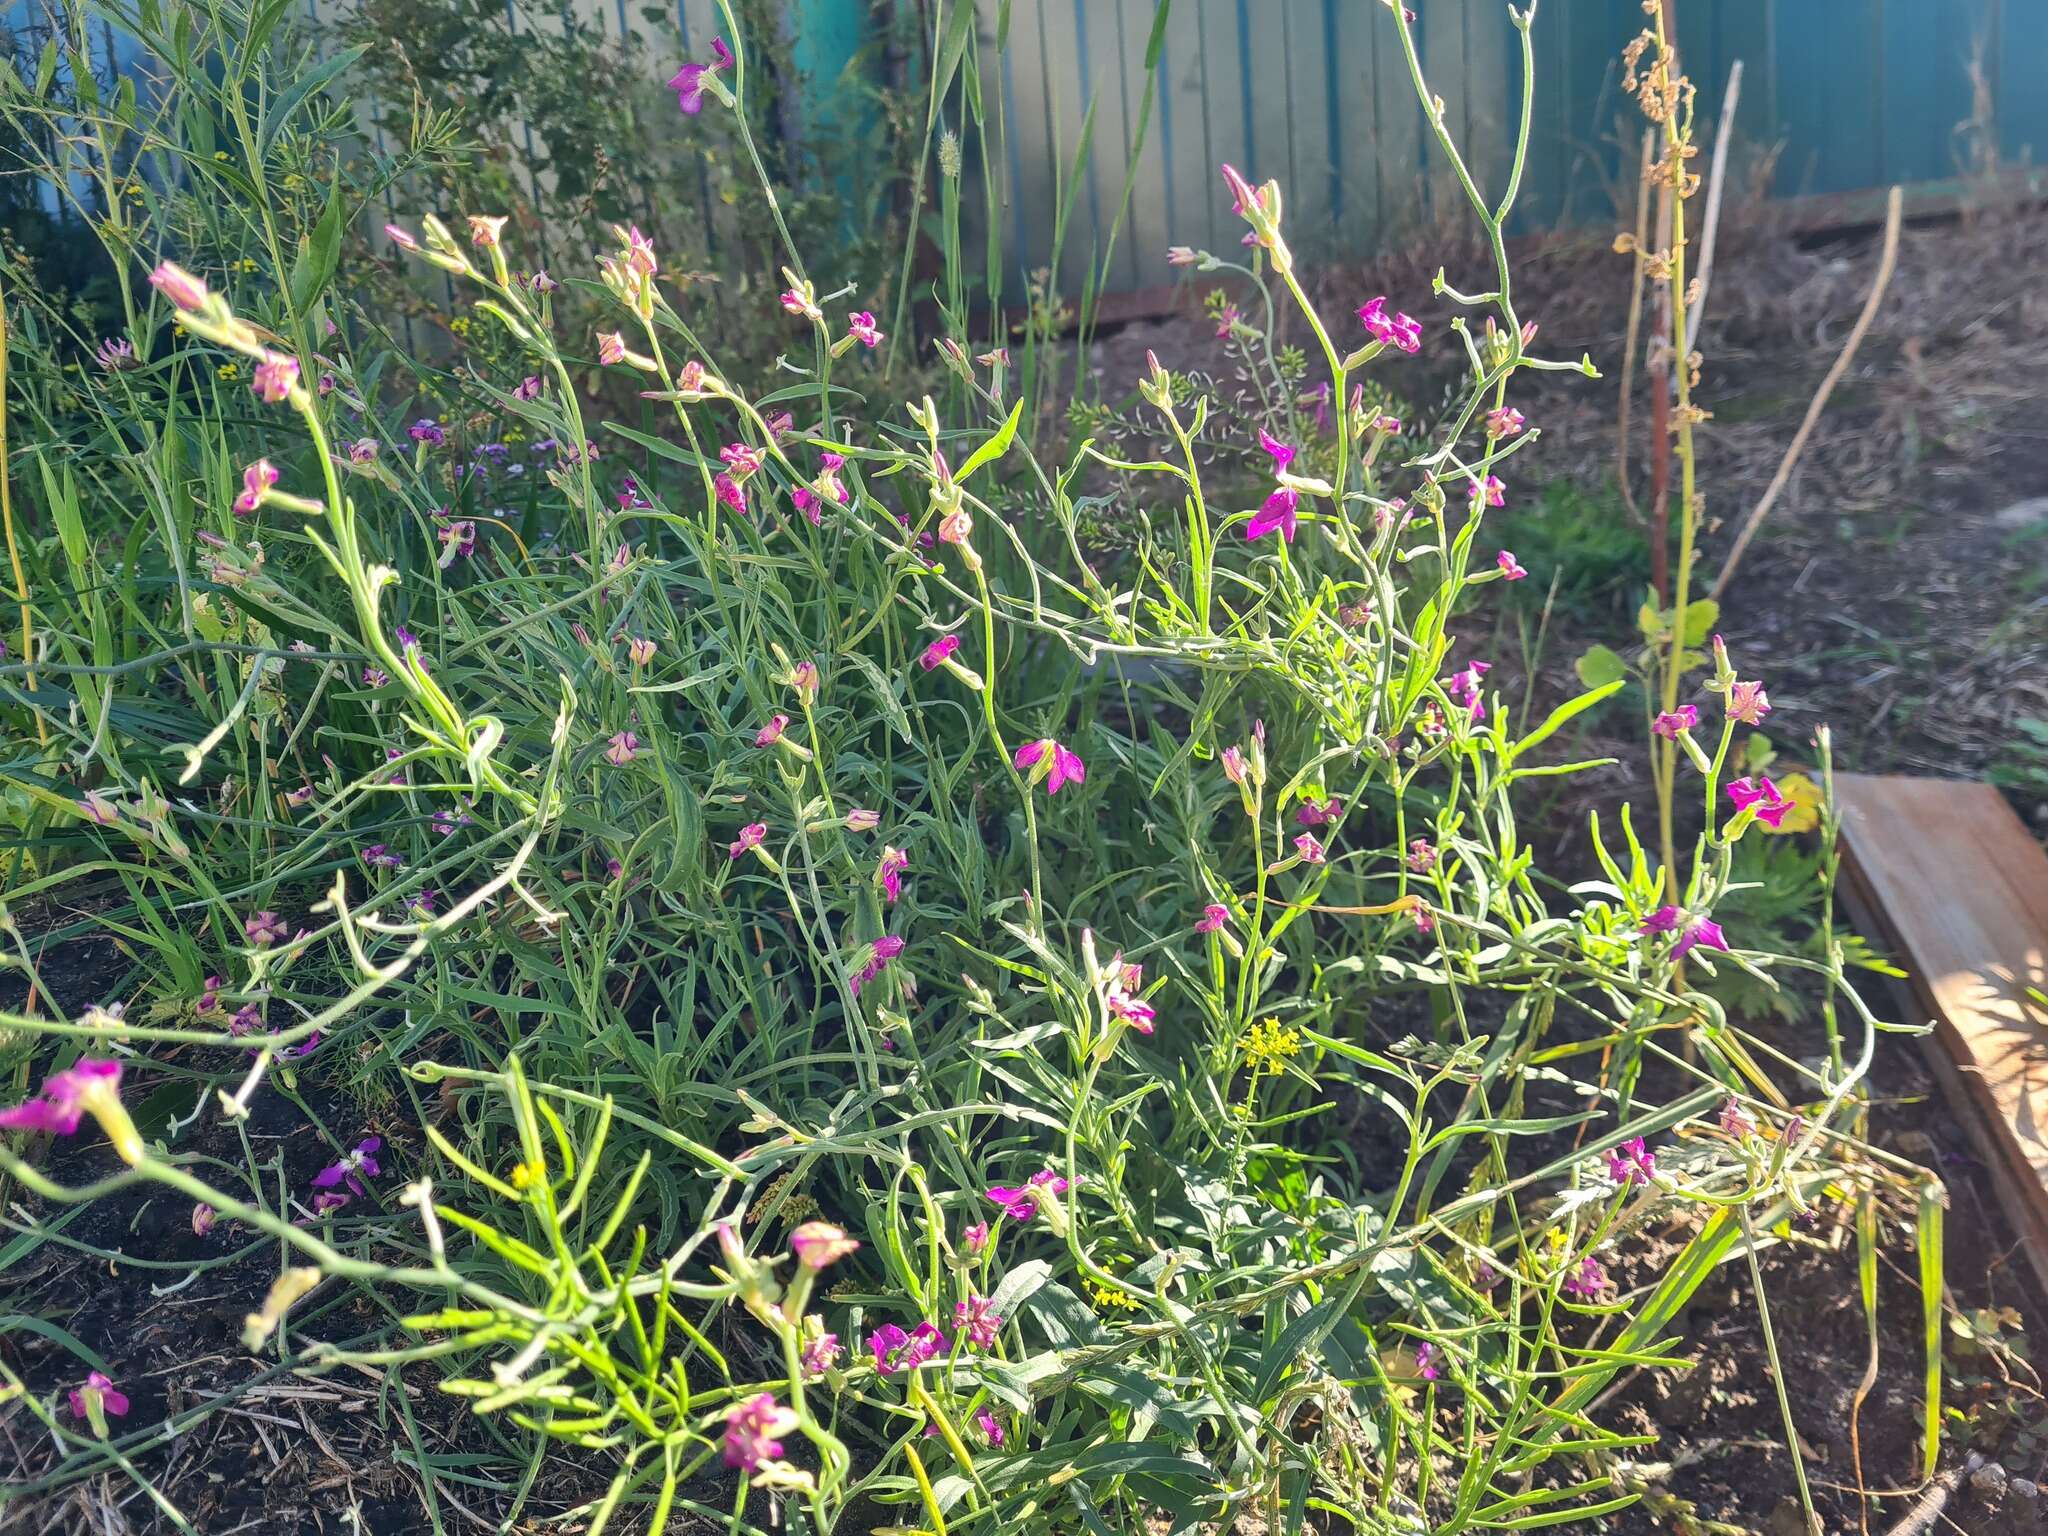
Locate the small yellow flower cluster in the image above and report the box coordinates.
[216,362,240,381]
[1088,1281,1138,1312]
[1242,1016,1301,1073]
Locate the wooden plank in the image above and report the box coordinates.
[1835,774,2048,1291]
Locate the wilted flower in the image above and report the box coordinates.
[95,336,138,371]
[1357,295,1422,353]
[1215,303,1243,338]
[627,636,657,666]
[436,517,476,566]
[251,352,299,403]
[604,731,640,766]
[1727,679,1771,725]
[1194,903,1229,934]
[790,1220,861,1270]
[1651,706,1699,739]
[955,1294,1002,1349]
[347,437,380,465]
[920,635,962,672]
[407,418,445,447]
[244,910,289,946]
[723,1393,798,1471]
[596,331,627,367]
[877,846,909,904]
[1719,1097,1757,1138]
[852,935,905,996]
[1406,838,1438,873]
[1295,795,1341,827]
[753,714,789,748]
[514,375,543,400]
[1014,737,1085,795]
[845,808,881,833]
[313,1137,383,1199]
[1293,833,1326,864]
[466,215,507,249]
[78,791,118,826]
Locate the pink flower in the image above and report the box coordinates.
[1194,903,1230,934]
[1495,549,1527,581]
[845,808,881,833]
[1295,795,1341,827]
[1105,956,1155,1033]
[1246,485,1300,543]
[1651,706,1698,739]
[604,731,640,766]
[877,846,909,904]
[719,441,764,478]
[985,1168,1070,1221]
[1485,406,1526,438]
[1719,1097,1757,1138]
[1467,474,1506,509]
[800,1329,841,1374]
[921,635,961,671]
[1727,680,1772,725]
[1642,904,1729,959]
[251,352,299,403]
[1014,737,1085,795]
[233,459,278,516]
[1293,833,1326,864]
[975,1407,1005,1446]
[596,332,627,367]
[955,1294,1003,1349]
[1215,303,1242,338]
[1727,775,1793,829]
[1406,838,1438,873]
[789,661,818,701]
[1607,1135,1657,1187]
[1562,1256,1610,1299]
[1415,1342,1439,1381]
[627,637,657,666]
[780,288,818,317]
[385,224,419,252]
[713,471,748,515]
[244,910,289,946]
[149,262,210,311]
[668,38,733,115]
[1257,428,1296,474]
[78,791,117,826]
[852,934,905,995]
[514,375,543,401]
[728,822,768,859]
[847,311,884,348]
[938,507,974,546]
[192,1202,217,1237]
[754,714,789,748]
[961,1220,990,1255]
[1357,296,1422,353]
[790,1220,861,1270]
[1220,746,1248,785]
[1166,245,1197,266]
[68,1371,130,1422]
[723,1393,798,1471]
[312,1136,383,1199]
[467,215,507,248]
[0,1059,123,1139]
[1445,660,1491,721]
[868,1321,947,1374]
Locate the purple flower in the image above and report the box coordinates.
[1104,956,1155,1033]
[974,1407,1005,1446]
[232,459,277,516]
[1246,485,1300,543]
[1726,775,1792,829]
[1194,903,1230,934]
[713,471,748,515]
[847,311,884,348]
[723,1392,797,1471]
[877,846,909,904]
[1256,428,1296,474]
[605,731,640,767]
[1485,406,1526,438]
[1651,706,1699,739]
[408,418,446,447]
[1467,474,1506,509]
[312,1136,383,1198]
[1357,296,1422,353]
[362,666,389,689]
[1607,1135,1657,1187]
[0,1059,123,1138]
[984,1168,1069,1221]
[1295,795,1341,827]
[801,1329,842,1375]
[1719,1096,1757,1138]
[96,336,139,372]
[244,910,289,947]
[1014,738,1085,795]
[852,935,905,996]
[728,822,767,860]
[921,635,961,672]
[961,1220,990,1255]
[868,1320,948,1374]
[251,352,299,403]
[1642,904,1729,959]
[1562,1256,1611,1300]
[432,808,471,837]
[1445,660,1491,722]
[360,843,404,871]
[668,36,734,115]
[845,808,881,833]
[1496,549,1528,581]
[1415,1341,1439,1381]
[753,714,788,748]
[1293,832,1326,864]
[514,375,543,401]
[955,1294,1002,1349]
[1727,679,1771,725]
[68,1371,130,1422]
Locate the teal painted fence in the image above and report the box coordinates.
[986,0,2048,297]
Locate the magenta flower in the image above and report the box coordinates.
[1445,660,1491,722]
[985,1168,1070,1221]
[1467,474,1506,509]
[149,262,210,311]
[1727,775,1792,829]
[515,375,543,400]
[1246,485,1300,543]
[432,809,470,837]
[244,910,289,946]
[1195,903,1230,934]
[790,1220,861,1270]
[1496,549,1528,581]
[1357,295,1422,353]
[723,1393,798,1471]
[1415,1342,1439,1381]
[1407,837,1438,872]
[800,1329,842,1374]
[1485,406,1526,438]
[233,459,278,516]
[729,822,767,859]
[713,471,747,514]
[955,1294,1003,1349]
[1014,737,1085,795]
[1642,904,1729,959]
[975,1407,1005,1446]
[877,846,908,904]
[436,517,477,564]
[668,37,734,115]
[1257,428,1296,474]
[605,730,640,766]
[1293,832,1326,864]
[94,336,139,372]
[68,1372,130,1422]
[0,1059,123,1139]
[1295,795,1341,827]
[852,934,905,996]
[961,1219,990,1254]
[360,843,404,871]
[847,311,884,348]
[1220,746,1249,785]
[1104,957,1155,1033]
[1651,706,1698,739]
[1719,1096,1757,1138]
[251,352,299,403]
[1215,303,1242,338]
[719,441,764,478]
[868,1321,947,1374]
[921,635,961,671]
[753,714,789,748]
[1607,1135,1657,1187]
[1727,679,1771,725]
[1562,1256,1611,1300]
[313,1136,383,1199]
[408,418,446,447]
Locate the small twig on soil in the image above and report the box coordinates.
[1683,60,1742,355]
[1879,1454,1979,1536]
[1712,186,1904,600]
[1616,127,1655,524]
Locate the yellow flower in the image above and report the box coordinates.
[1243,1016,1302,1072]
[216,362,241,381]
[1088,1281,1138,1312]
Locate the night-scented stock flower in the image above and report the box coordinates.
[668,36,733,115]
[985,1168,1070,1221]
[0,1059,144,1164]
[313,1137,383,1200]
[1014,738,1085,795]
[1607,1136,1657,1187]
[1643,905,1730,959]
[1727,774,1793,829]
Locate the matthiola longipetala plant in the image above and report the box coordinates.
[0,2,1943,1531]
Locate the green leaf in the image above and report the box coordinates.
[955,398,1023,482]
[1574,645,1627,689]
[259,45,366,156]
[288,178,347,315]
[1919,1181,1946,1480]
[1680,598,1720,646]
[1512,679,1622,762]
[986,1257,1052,1319]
